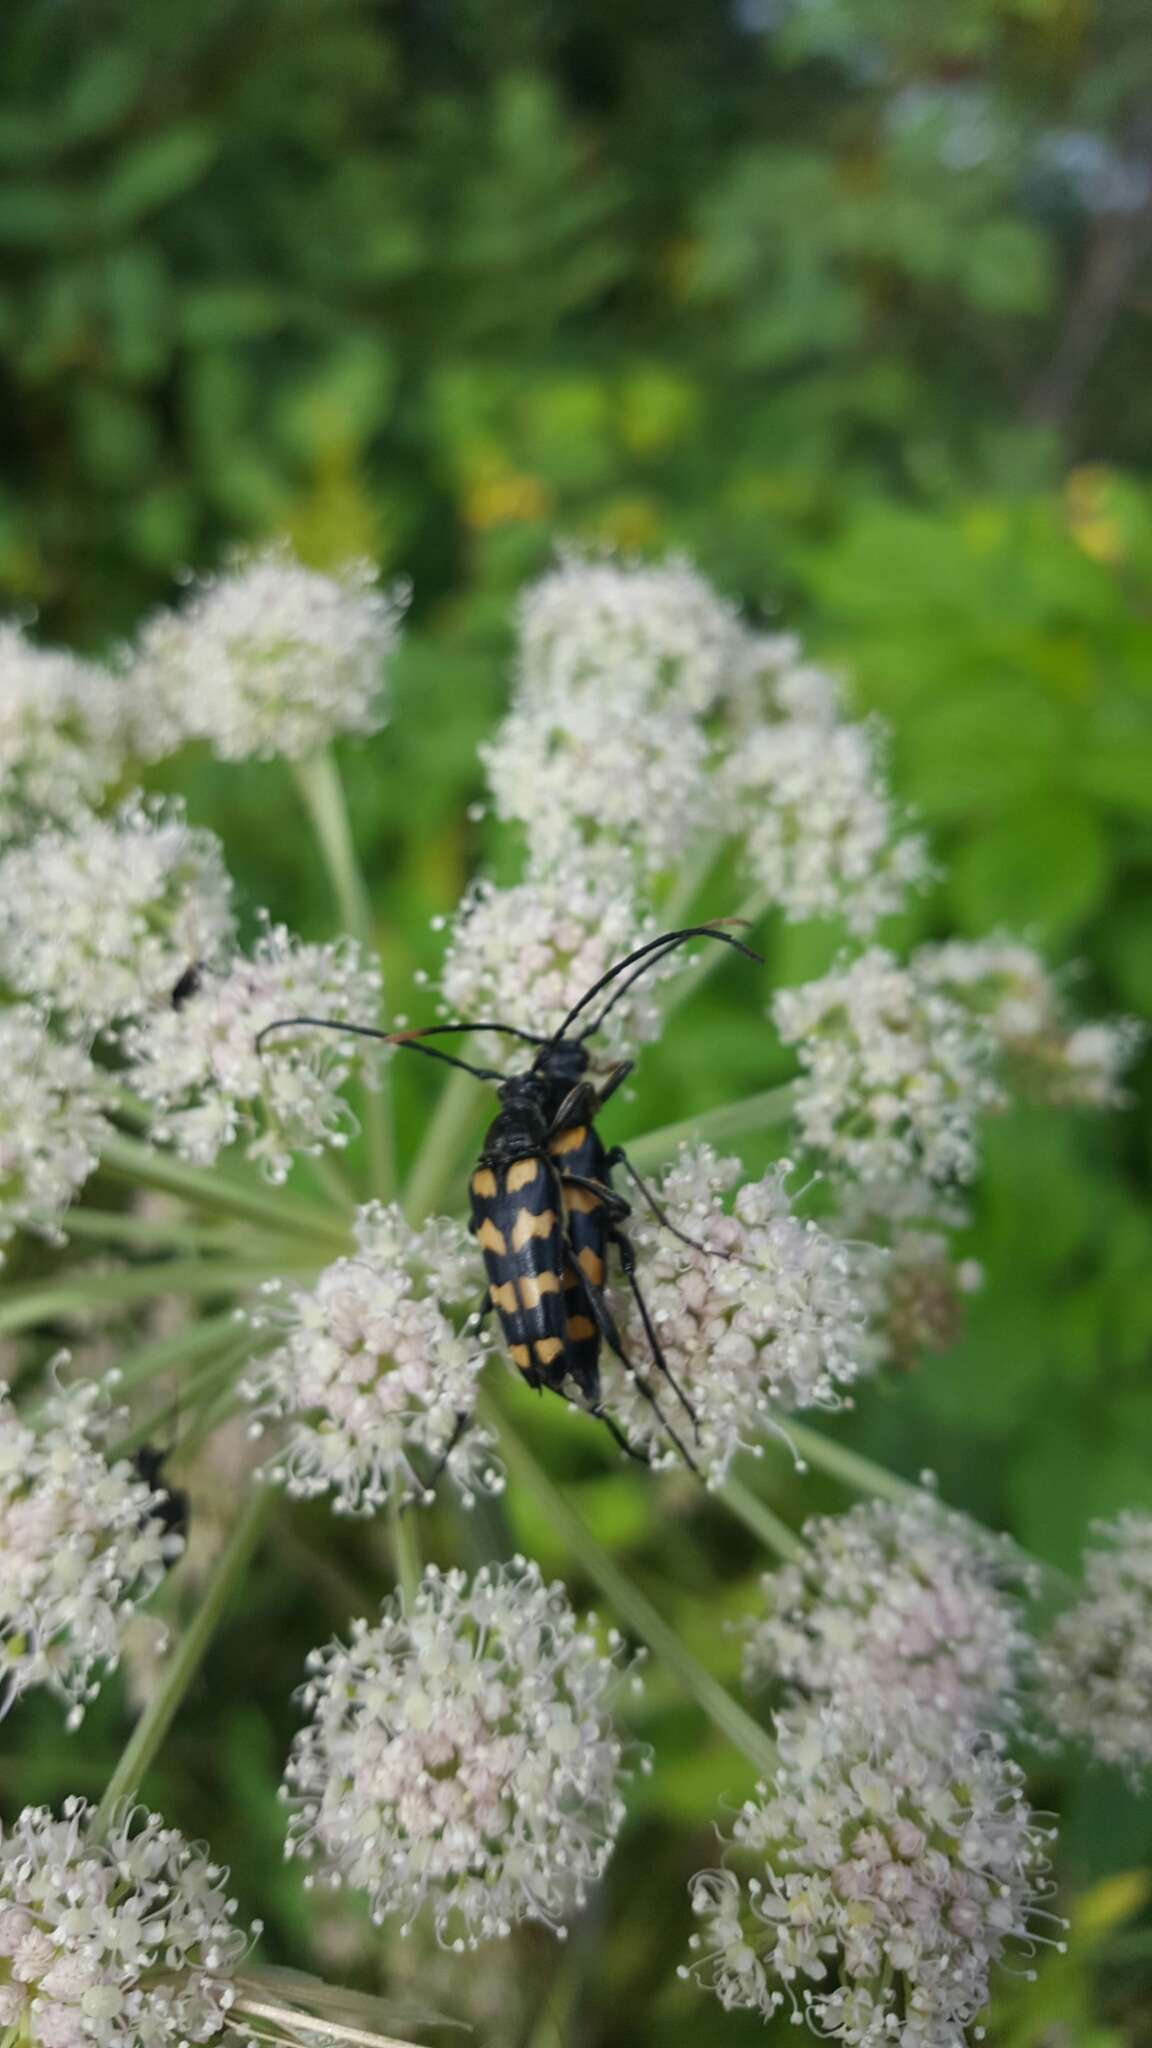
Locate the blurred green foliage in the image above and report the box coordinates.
[3,0,1152,2040]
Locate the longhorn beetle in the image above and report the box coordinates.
[256,923,762,1466]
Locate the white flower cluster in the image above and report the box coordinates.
[483,552,736,873]
[131,545,405,762]
[723,713,928,933]
[515,549,743,714]
[1037,1512,1152,1775]
[481,554,926,936]
[775,946,1003,1187]
[438,856,676,1068]
[923,937,1141,1108]
[246,1203,499,1513]
[744,1496,1036,1726]
[0,800,234,1037]
[684,1702,1058,2043]
[0,1007,110,1257]
[0,1798,249,2046]
[608,1146,882,1482]
[126,923,382,1182]
[0,1378,182,1727]
[282,1560,635,1948]
[0,626,123,837]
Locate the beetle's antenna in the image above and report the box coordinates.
[254,1016,502,1083]
[374,1019,549,1047]
[549,922,763,1045]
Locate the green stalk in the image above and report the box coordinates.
[90,1485,275,1836]
[62,1208,298,1258]
[293,750,394,1201]
[624,1084,795,1175]
[388,1495,422,1606]
[782,1419,924,1507]
[661,834,726,925]
[401,1059,485,1223]
[488,1402,777,1778]
[99,1133,346,1244]
[720,1475,807,1562]
[107,1312,254,1396]
[0,1258,320,1336]
[108,1340,256,1458]
[305,1150,359,1216]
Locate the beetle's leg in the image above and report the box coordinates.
[415,1410,473,1498]
[546,1061,633,1144]
[540,1381,650,1464]
[556,1170,697,1425]
[608,1220,699,1431]
[558,1169,631,1223]
[606,1147,742,1264]
[589,1059,633,1113]
[587,1404,651,1465]
[560,1224,699,1475]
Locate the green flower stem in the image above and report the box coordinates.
[61,1208,297,1258]
[401,1059,485,1223]
[783,1420,926,1506]
[487,1400,778,1778]
[109,1340,257,1458]
[388,1494,422,1606]
[624,1083,796,1175]
[16,1312,249,1444]
[0,1259,321,1337]
[90,1484,275,1837]
[661,834,726,925]
[109,1312,252,1395]
[233,1986,425,2048]
[99,1132,347,1245]
[305,1150,359,1216]
[293,749,394,1202]
[720,1473,807,1562]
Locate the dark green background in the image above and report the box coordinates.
[3,1,1152,2040]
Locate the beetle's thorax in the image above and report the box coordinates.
[479,1074,551,1166]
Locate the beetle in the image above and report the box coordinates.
[257,922,762,1463]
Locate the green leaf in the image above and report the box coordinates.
[93,124,216,230]
[901,682,1066,820]
[948,796,1109,938]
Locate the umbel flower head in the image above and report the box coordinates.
[283,1560,636,1948]
[723,713,928,935]
[0,1376,182,1727]
[0,798,234,1037]
[515,549,743,715]
[246,1203,500,1513]
[130,543,406,762]
[683,1701,1060,2043]
[775,946,1003,1188]
[0,1006,110,1258]
[608,1146,882,1482]
[482,550,741,872]
[0,625,123,837]
[1037,1510,1152,1775]
[438,855,677,1069]
[922,937,1141,1109]
[125,921,382,1182]
[744,1496,1036,1727]
[0,1797,250,2045]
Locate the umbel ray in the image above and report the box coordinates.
[257,922,763,1469]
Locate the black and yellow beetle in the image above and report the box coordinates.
[257,922,761,1462]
